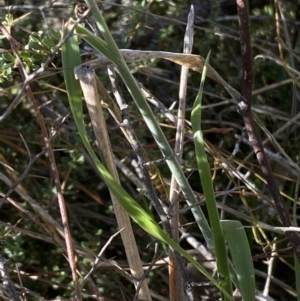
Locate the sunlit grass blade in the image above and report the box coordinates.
[68,2,214,249]
[191,50,232,300]
[295,253,300,301]
[61,21,233,300]
[221,220,256,301]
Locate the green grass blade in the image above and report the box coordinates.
[295,253,300,301]
[221,220,256,301]
[191,50,232,300]
[69,6,214,249]
[61,23,233,300]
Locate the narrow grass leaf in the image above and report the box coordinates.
[61,22,233,300]
[221,220,256,301]
[191,50,232,300]
[295,253,300,301]
[69,8,214,249]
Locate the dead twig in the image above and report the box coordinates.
[236,0,300,260]
[0,22,82,300]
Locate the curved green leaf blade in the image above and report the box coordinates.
[221,220,256,301]
[61,22,232,300]
[71,7,214,249]
[191,50,232,300]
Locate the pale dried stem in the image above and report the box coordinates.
[74,65,152,301]
[169,5,195,301]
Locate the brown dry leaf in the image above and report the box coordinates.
[88,50,241,102]
[203,127,234,134]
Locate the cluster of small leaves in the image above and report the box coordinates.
[0,51,15,82]
[0,14,14,82]
[23,29,60,68]
[0,13,60,82]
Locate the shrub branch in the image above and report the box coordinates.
[236,0,300,260]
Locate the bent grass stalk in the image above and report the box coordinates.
[61,21,233,300]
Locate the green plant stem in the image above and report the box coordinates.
[80,0,214,248]
[191,51,232,300]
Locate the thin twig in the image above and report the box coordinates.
[0,22,82,300]
[107,65,192,300]
[81,229,123,289]
[0,3,69,12]
[0,145,46,208]
[169,6,194,301]
[0,12,88,122]
[263,239,277,297]
[106,65,170,231]
[236,0,300,259]
[133,243,160,301]
[0,254,21,301]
